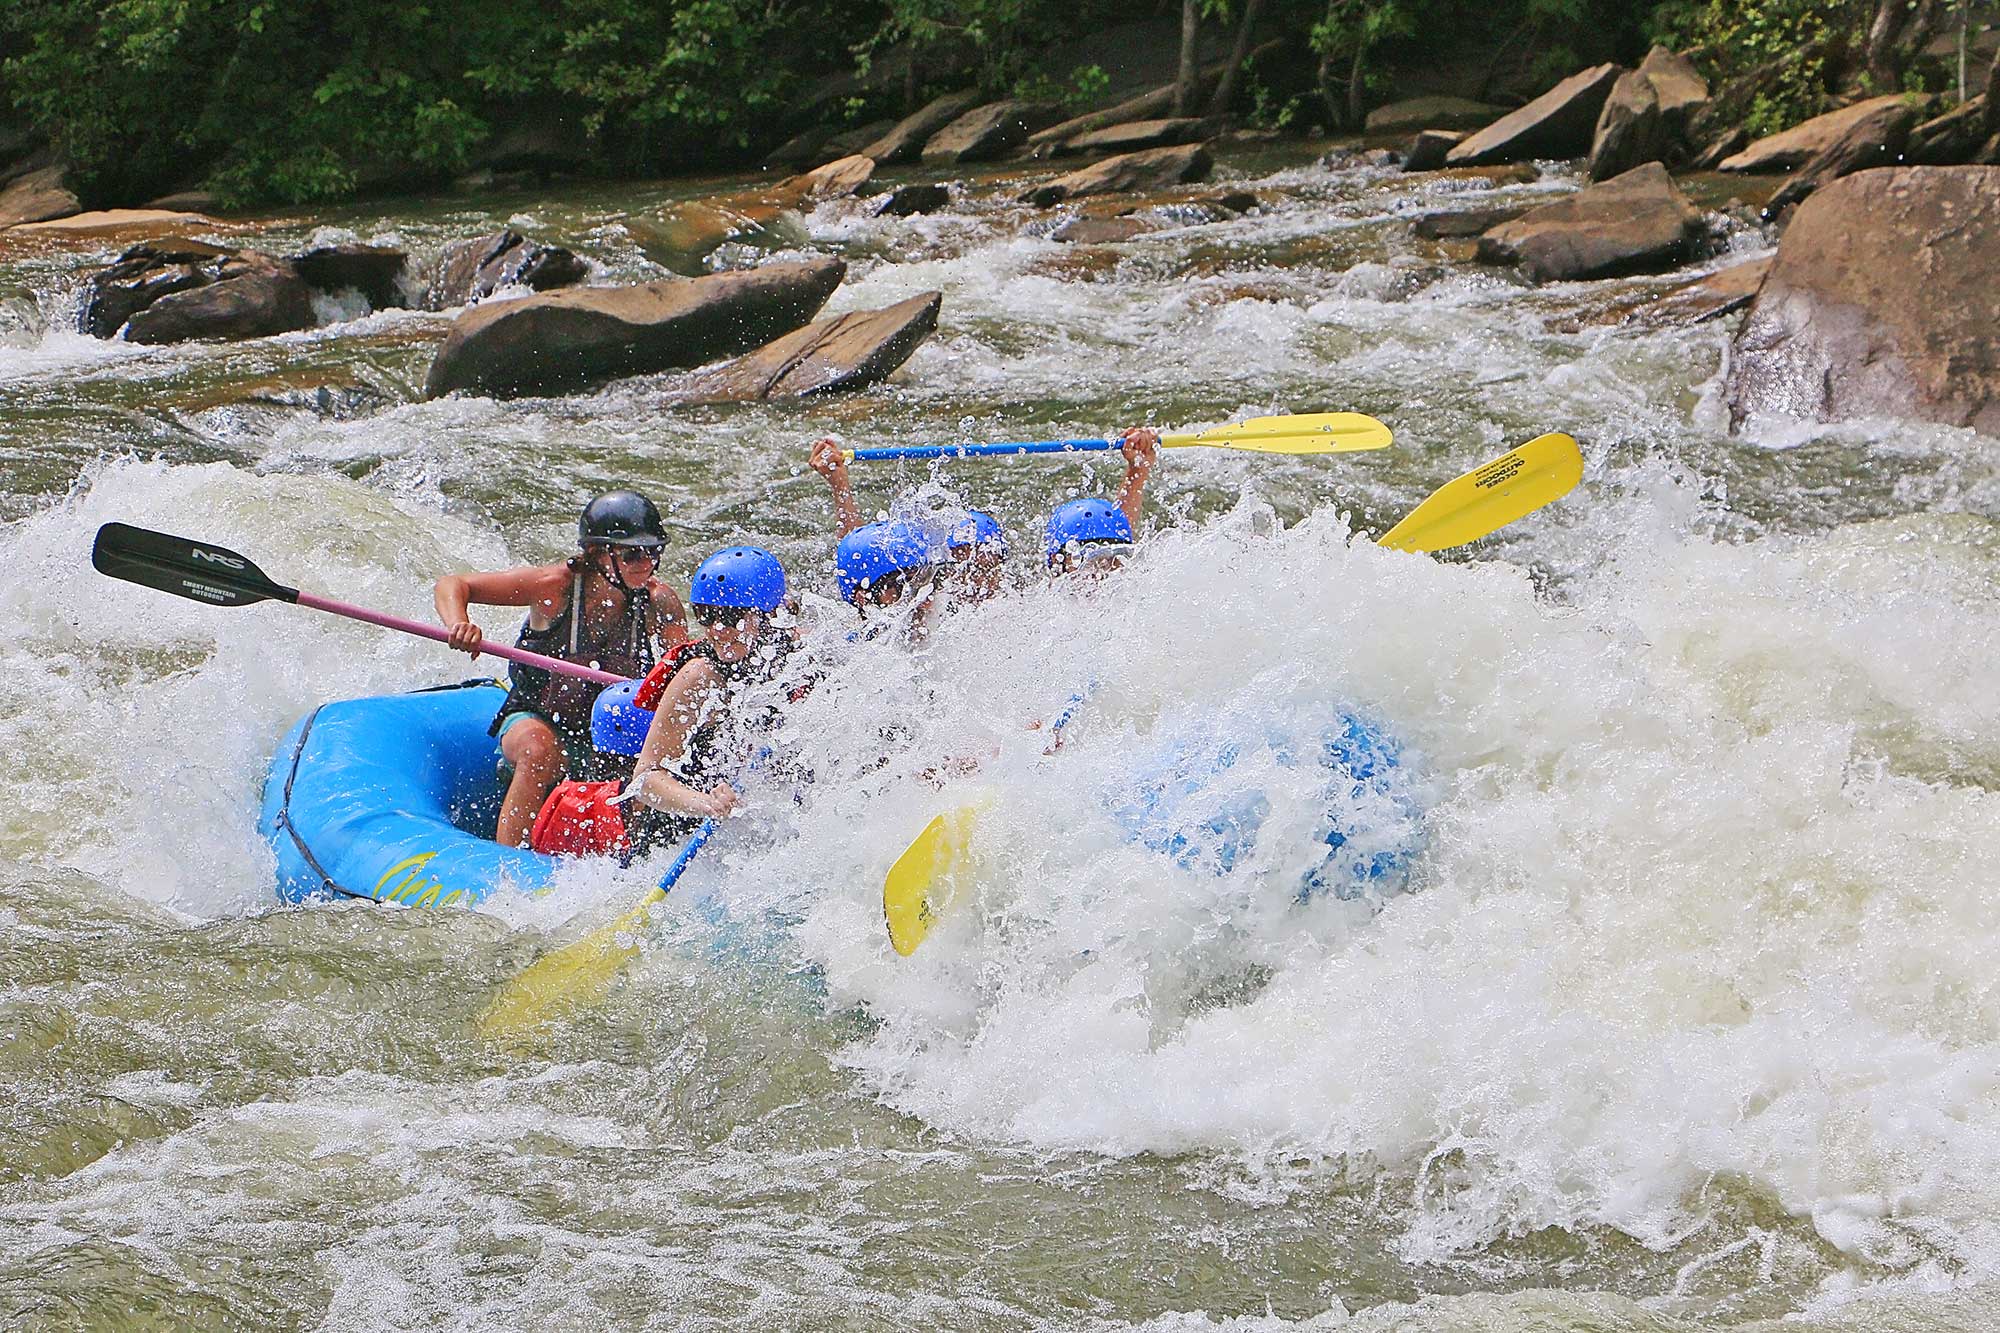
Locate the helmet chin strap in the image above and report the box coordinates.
[587,545,642,598]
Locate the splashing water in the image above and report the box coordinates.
[2,151,1999,1329]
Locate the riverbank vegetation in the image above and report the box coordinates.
[1,0,1989,207]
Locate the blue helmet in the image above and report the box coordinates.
[591,678,653,757]
[947,509,1007,555]
[1044,498,1132,565]
[836,520,934,600]
[690,545,786,612]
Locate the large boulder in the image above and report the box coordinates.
[117,248,315,344]
[425,230,588,309]
[1057,118,1211,156]
[1018,143,1214,207]
[667,291,941,403]
[290,243,410,309]
[862,90,983,165]
[1718,94,1915,172]
[1586,69,1663,181]
[1764,97,1923,214]
[1724,166,2000,435]
[1637,46,1709,132]
[1446,64,1624,166]
[86,238,233,338]
[921,100,1063,165]
[1366,96,1509,135]
[0,165,81,227]
[1476,162,1704,282]
[421,257,846,400]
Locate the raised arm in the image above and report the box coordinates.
[809,436,863,538]
[1115,426,1159,534]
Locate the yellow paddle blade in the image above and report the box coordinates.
[1375,432,1583,554]
[884,804,981,957]
[477,887,665,1040]
[1164,411,1393,455]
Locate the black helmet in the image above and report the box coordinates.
[579,491,666,549]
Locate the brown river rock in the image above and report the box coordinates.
[665,291,942,403]
[862,90,983,165]
[422,257,846,400]
[87,239,318,343]
[1446,64,1623,166]
[1719,95,1917,173]
[1725,166,2000,435]
[1477,162,1703,282]
[1018,144,1214,207]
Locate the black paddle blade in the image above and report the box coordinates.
[91,521,297,609]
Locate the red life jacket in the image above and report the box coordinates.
[529,779,629,857]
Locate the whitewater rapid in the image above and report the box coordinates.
[3,148,1999,1328]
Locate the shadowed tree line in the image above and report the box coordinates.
[1,0,1987,207]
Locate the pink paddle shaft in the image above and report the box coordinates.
[294,591,630,686]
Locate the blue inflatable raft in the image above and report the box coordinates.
[1108,709,1423,901]
[259,681,556,905]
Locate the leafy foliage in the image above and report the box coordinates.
[1647,0,1870,135]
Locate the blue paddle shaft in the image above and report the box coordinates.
[651,743,771,894]
[848,438,1118,462]
[658,818,717,892]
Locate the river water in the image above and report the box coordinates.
[3,146,1999,1330]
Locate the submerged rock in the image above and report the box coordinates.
[1587,255,1772,329]
[425,230,587,309]
[1719,95,1917,172]
[626,200,800,277]
[1447,64,1623,166]
[1019,144,1214,207]
[862,90,983,165]
[1052,216,1157,243]
[421,257,846,400]
[1411,204,1530,239]
[874,183,951,217]
[667,291,941,402]
[1477,162,1703,281]
[1725,166,2000,435]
